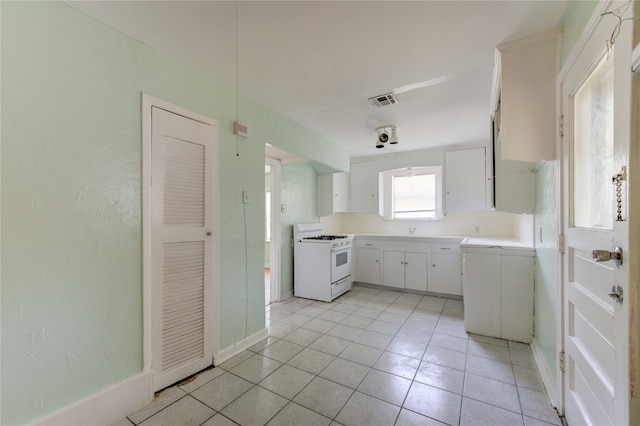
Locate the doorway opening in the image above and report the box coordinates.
[265,164,272,305]
[265,156,282,306]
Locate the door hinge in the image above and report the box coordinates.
[559,351,565,373]
[558,115,564,138]
[558,233,565,255]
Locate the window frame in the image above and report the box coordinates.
[380,166,443,220]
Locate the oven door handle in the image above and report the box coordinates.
[331,245,352,252]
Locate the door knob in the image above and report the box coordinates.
[206,232,213,236]
[591,247,623,267]
[608,284,623,304]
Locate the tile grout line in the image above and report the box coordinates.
[129,287,560,425]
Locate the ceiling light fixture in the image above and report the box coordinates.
[375,126,398,149]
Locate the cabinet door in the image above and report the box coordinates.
[382,250,405,288]
[494,140,535,214]
[333,172,350,213]
[404,252,428,292]
[356,247,381,285]
[430,253,462,295]
[500,255,534,342]
[445,148,486,213]
[318,172,350,216]
[462,252,500,338]
[350,161,378,213]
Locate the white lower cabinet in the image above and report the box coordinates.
[462,247,534,342]
[429,243,462,295]
[383,251,428,291]
[430,253,462,295]
[356,247,381,285]
[354,237,463,296]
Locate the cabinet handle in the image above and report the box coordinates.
[375,259,379,262]
[364,243,373,246]
[432,264,436,267]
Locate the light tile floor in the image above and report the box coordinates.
[114,285,563,426]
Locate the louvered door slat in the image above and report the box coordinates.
[161,241,205,372]
[163,138,205,226]
[151,104,216,392]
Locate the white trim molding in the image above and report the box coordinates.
[28,372,153,426]
[531,337,558,408]
[213,328,269,366]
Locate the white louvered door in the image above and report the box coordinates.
[151,106,216,391]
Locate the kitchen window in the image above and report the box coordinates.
[380,166,442,220]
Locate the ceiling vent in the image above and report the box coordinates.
[368,93,398,108]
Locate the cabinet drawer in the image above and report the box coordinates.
[356,240,382,249]
[430,243,461,253]
[383,241,428,252]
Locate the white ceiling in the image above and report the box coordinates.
[68,0,570,158]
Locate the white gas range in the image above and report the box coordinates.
[293,223,354,302]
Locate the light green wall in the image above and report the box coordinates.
[1,1,348,424]
[560,0,599,67]
[534,161,559,380]
[280,163,319,296]
[531,0,600,389]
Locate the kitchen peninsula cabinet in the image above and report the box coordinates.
[461,239,535,342]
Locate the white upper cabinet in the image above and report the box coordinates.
[490,29,558,214]
[445,147,487,214]
[494,133,535,214]
[318,172,350,216]
[496,29,559,163]
[350,161,378,213]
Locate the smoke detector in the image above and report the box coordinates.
[368,92,398,108]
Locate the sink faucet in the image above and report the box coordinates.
[408,227,416,235]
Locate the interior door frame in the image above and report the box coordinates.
[141,94,219,374]
[556,0,633,421]
[266,156,282,303]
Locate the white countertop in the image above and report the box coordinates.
[460,237,535,251]
[354,234,464,244]
[352,234,534,251]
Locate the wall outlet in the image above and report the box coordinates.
[242,190,250,204]
[474,225,481,234]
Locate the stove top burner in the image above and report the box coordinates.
[303,235,348,241]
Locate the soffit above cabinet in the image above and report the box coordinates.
[493,29,561,163]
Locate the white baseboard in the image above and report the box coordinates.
[29,371,153,426]
[213,328,269,365]
[531,337,558,406]
[281,290,293,300]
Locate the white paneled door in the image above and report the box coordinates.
[150,105,217,391]
[560,3,632,424]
